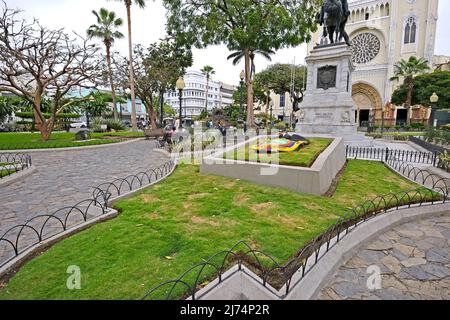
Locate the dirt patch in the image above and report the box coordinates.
[188,193,211,200]
[191,216,220,227]
[145,212,159,220]
[250,202,278,213]
[234,194,250,205]
[324,161,348,197]
[140,194,160,203]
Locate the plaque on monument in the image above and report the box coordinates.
[317,65,337,90]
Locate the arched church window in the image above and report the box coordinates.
[404,17,417,44]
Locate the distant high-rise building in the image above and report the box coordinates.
[165,70,235,118]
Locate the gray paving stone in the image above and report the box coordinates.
[319,215,450,300]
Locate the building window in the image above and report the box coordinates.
[404,17,417,44]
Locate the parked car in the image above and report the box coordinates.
[69,121,87,129]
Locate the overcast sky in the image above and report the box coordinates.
[7,0,450,85]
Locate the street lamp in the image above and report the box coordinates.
[429,92,439,128]
[239,70,245,124]
[86,95,96,129]
[176,76,185,129]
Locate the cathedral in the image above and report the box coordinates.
[307,0,444,127]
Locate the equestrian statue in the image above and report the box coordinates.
[316,0,351,46]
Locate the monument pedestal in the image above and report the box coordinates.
[296,43,357,135]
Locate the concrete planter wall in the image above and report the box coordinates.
[200,135,346,196]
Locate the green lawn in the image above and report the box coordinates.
[0,131,145,150]
[224,138,332,167]
[0,160,433,300]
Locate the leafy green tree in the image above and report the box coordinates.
[200,65,215,113]
[0,96,16,123]
[113,40,192,128]
[254,63,307,113]
[392,71,450,109]
[163,0,319,127]
[87,8,124,120]
[109,0,147,131]
[390,56,429,124]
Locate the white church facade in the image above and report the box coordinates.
[307,0,444,127]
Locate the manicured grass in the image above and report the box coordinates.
[0,160,431,300]
[224,138,333,167]
[0,131,144,150]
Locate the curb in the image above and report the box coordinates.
[0,165,36,187]
[0,153,177,280]
[0,138,147,153]
[284,203,450,300]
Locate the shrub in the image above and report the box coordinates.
[275,121,287,131]
[105,118,125,131]
[91,118,107,133]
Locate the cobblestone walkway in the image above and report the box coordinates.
[319,214,450,300]
[0,140,168,235]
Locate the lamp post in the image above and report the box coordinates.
[239,70,245,125]
[429,92,439,128]
[176,77,185,130]
[86,95,96,129]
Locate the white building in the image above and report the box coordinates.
[165,70,235,117]
[306,0,448,127]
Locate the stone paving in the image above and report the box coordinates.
[319,214,450,300]
[0,140,168,235]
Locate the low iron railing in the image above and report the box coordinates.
[142,186,448,300]
[346,146,439,165]
[0,158,175,269]
[0,153,32,179]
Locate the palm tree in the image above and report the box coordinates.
[200,65,215,114]
[87,8,124,121]
[227,49,274,127]
[390,56,429,125]
[109,0,146,131]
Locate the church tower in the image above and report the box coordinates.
[307,0,440,127]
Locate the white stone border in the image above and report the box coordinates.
[0,137,146,153]
[0,165,36,188]
[189,202,450,300]
[200,135,346,196]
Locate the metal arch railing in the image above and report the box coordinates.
[0,158,176,269]
[0,153,32,179]
[345,146,439,165]
[142,187,446,300]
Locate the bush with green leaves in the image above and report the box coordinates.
[105,118,125,131]
[91,118,107,133]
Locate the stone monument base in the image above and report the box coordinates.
[296,42,357,136]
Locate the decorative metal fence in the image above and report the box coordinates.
[0,153,32,179]
[346,146,439,165]
[143,187,447,300]
[0,158,175,269]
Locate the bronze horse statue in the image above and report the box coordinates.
[316,0,351,45]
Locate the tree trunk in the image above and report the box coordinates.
[106,45,119,120]
[406,79,413,125]
[126,4,138,131]
[244,49,254,128]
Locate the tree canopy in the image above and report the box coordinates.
[162,0,320,126]
[391,71,450,109]
[254,63,307,95]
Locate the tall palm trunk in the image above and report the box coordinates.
[105,44,119,120]
[126,3,138,131]
[406,78,413,125]
[205,75,209,113]
[244,48,254,128]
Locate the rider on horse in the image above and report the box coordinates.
[316,0,351,46]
